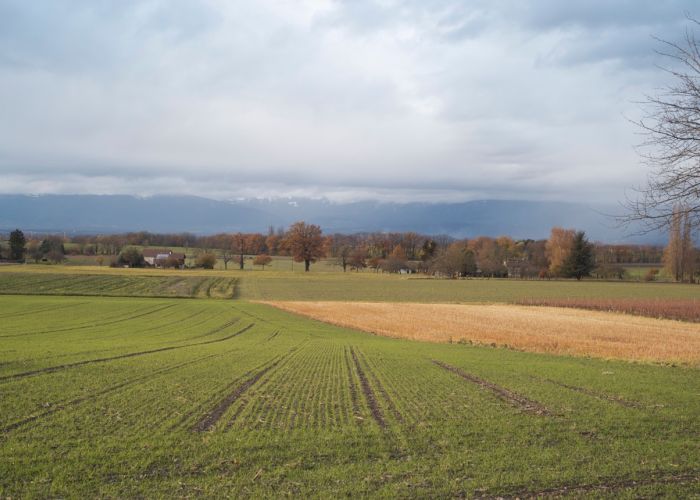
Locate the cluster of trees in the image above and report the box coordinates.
[0,230,66,263]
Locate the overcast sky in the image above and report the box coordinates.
[0,1,696,203]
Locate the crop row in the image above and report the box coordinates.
[0,272,237,299]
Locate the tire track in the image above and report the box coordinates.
[344,347,362,422]
[0,301,87,320]
[173,317,240,342]
[542,378,643,409]
[433,360,552,416]
[1,352,224,434]
[350,347,386,428]
[193,354,287,432]
[355,350,404,423]
[0,303,177,338]
[227,344,308,430]
[0,322,256,382]
[498,470,700,499]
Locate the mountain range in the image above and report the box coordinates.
[0,194,664,244]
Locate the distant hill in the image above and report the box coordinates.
[0,194,664,244]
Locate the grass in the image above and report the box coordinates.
[0,295,698,497]
[261,301,700,365]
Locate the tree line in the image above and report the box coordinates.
[2,222,690,281]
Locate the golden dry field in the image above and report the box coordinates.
[261,301,700,365]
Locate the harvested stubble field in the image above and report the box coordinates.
[1,294,699,497]
[262,301,700,365]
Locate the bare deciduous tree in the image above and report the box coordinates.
[628,18,700,230]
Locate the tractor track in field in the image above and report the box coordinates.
[193,355,286,432]
[350,347,386,428]
[173,318,240,342]
[1,352,225,434]
[0,322,255,382]
[226,341,308,430]
[344,348,362,421]
[15,312,220,365]
[432,361,552,416]
[0,301,88,320]
[355,350,404,423]
[542,378,644,409]
[266,330,280,341]
[0,303,177,338]
[494,469,700,499]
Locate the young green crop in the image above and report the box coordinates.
[1,295,698,497]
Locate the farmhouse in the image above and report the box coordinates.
[143,248,186,268]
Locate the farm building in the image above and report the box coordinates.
[143,248,186,268]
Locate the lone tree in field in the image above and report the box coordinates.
[560,231,595,280]
[285,221,324,272]
[9,229,26,261]
[628,18,700,231]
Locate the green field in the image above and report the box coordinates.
[0,271,236,298]
[2,265,699,302]
[1,270,699,497]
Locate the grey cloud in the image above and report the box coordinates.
[0,1,696,205]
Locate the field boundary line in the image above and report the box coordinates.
[432,360,552,416]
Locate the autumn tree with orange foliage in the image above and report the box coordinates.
[285,221,324,272]
[545,227,575,276]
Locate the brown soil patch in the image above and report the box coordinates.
[433,361,551,416]
[261,301,700,365]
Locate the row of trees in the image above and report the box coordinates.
[4,223,694,281]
